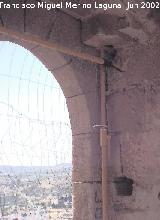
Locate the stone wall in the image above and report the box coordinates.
[108,39,160,219]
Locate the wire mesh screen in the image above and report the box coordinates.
[0,42,72,220]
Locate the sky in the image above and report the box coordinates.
[0,41,72,166]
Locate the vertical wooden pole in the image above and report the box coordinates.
[100,56,108,220]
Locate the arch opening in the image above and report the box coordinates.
[0,41,72,219]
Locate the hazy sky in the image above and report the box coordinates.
[0,41,72,166]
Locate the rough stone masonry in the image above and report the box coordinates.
[0,0,160,219]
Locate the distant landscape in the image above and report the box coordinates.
[0,163,72,219]
[0,163,72,175]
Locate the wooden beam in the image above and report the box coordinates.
[0,26,104,65]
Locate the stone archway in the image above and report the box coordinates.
[0,5,102,220]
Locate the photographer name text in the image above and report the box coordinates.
[0,1,159,11]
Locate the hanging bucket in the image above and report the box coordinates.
[114,176,133,196]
